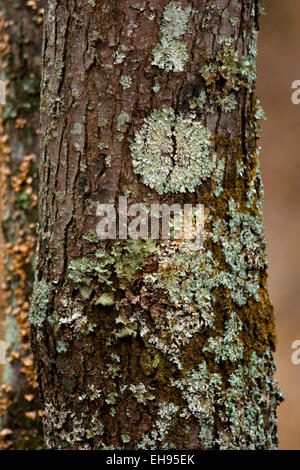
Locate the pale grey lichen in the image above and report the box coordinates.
[152,83,160,93]
[29,279,51,326]
[130,190,267,366]
[172,349,282,449]
[128,383,155,404]
[113,51,126,64]
[213,157,225,197]
[117,112,131,131]
[217,93,237,113]
[120,75,132,90]
[121,434,131,443]
[56,340,68,353]
[216,350,283,449]
[71,122,83,135]
[43,403,92,449]
[152,2,192,72]
[48,295,96,335]
[246,155,264,213]
[130,107,216,194]
[131,241,219,365]
[202,312,243,362]
[138,402,179,449]
[173,361,222,447]
[201,34,258,92]
[68,252,114,287]
[212,198,267,306]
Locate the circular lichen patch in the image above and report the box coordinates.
[130,107,216,194]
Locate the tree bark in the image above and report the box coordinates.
[31,0,283,450]
[0,1,44,449]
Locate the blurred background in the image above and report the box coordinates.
[0,0,298,450]
[257,0,300,450]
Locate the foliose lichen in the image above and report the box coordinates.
[29,279,51,326]
[202,312,243,363]
[130,107,217,194]
[201,34,258,92]
[172,349,283,449]
[138,402,179,449]
[212,198,267,306]
[120,75,132,90]
[152,2,192,72]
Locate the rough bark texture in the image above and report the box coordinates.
[31,0,282,450]
[0,1,44,449]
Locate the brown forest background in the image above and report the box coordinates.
[0,0,299,450]
[257,0,300,450]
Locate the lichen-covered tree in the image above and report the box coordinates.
[30,0,283,450]
[0,1,44,449]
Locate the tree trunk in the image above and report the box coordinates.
[0,1,44,449]
[31,0,283,450]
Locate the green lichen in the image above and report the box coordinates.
[131,107,216,194]
[68,240,156,305]
[83,230,99,243]
[121,434,131,444]
[56,340,68,353]
[128,186,267,366]
[136,243,218,365]
[201,34,258,92]
[98,116,109,128]
[152,2,192,72]
[115,327,137,339]
[213,157,225,197]
[98,142,109,150]
[212,198,267,306]
[117,112,131,132]
[216,93,237,113]
[29,279,51,326]
[202,312,243,362]
[128,383,155,404]
[172,349,282,449]
[96,293,115,307]
[105,392,118,405]
[112,238,156,289]
[68,253,114,287]
[115,314,138,339]
[189,90,207,111]
[87,421,104,439]
[71,122,83,135]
